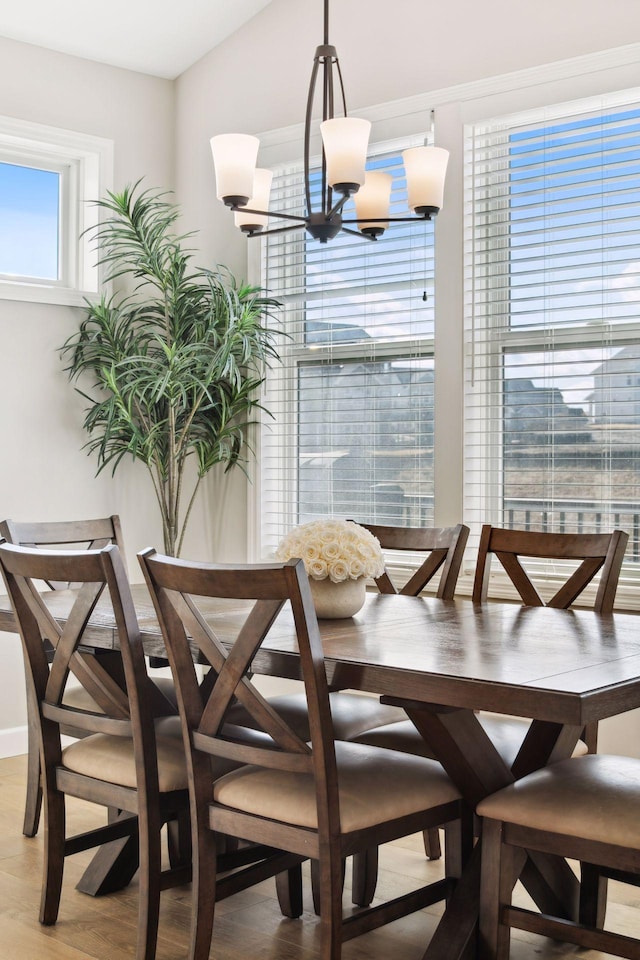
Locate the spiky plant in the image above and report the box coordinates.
[61,182,281,556]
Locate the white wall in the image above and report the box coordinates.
[0,37,175,753]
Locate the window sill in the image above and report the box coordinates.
[0,280,96,307]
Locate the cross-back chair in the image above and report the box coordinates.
[350,524,629,881]
[0,541,190,960]
[356,521,470,599]
[477,753,640,960]
[472,525,629,755]
[0,515,175,839]
[139,549,471,960]
[472,525,628,613]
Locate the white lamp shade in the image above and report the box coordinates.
[354,171,393,235]
[210,133,259,205]
[402,145,449,213]
[319,117,371,192]
[234,168,273,232]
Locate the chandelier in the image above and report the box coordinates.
[210,0,448,244]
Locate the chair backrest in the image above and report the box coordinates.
[0,542,160,799]
[0,516,127,590]
[472,525,629,613]
[138,550,341,840]
[352,522,469,600]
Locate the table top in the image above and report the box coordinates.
[2,585,640,726]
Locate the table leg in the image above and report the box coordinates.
[76,809,139,897]
[401,705,583,960]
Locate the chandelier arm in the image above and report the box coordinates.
[246,223,306,238]
[304,56,322,217]
[232,205,308,224]
[341,213,435,224]
[341,227,375,241]
[326,193,350,219]
[335,59,349,116]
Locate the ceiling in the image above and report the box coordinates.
[0,0,274,79]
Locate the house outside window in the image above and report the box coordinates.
[258,138,437,557]
[465,90,640,567]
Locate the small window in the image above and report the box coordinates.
[0,115,113,306]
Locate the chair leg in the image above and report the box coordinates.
[23,691,42,837]
[423,826,442,860]
[580,862,608,929]
[478,819,513,960]
[189,818,218,960]
[40,787,65,925]
[167,808,191,869]
[318,852,345,960]
[276,862,303,918]
[351,847,378,907]
[312,857,345,916]
[136,808,162,960]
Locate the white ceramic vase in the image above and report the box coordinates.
[309,577,366,619]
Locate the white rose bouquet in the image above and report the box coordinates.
[275,519,385,583]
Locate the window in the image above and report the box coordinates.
[465,89,640,567]
[259,138,437,557]
[0,115,113,305]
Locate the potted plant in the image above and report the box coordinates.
[61,181,282,556]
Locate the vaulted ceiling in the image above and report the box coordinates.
[0,0,273,79]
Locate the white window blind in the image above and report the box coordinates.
[465,89,640,568]
[259,138,437,557]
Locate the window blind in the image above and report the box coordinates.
[259,139,437,558]
[464,89,640,568]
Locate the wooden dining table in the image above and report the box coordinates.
[3,584,640,960]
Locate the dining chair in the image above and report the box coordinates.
[472,525,629,755]
[477,753,640,960]
[0,541,191,960]
[139,548,472,960]
[0,515,179,839]
[354,525,628,763]
[225,520,470,903]
[349,524,629,902]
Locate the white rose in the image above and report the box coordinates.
[329,559,349,582]
[308,559,328,579]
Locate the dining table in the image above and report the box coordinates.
[2,584,640,960]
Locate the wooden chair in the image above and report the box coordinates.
[350,524,628,887]
[139,549,472,960]
[472,525,629,754]
[226,521,470,902]
[0,541,190,960]
[357,521,470,600]
[0,516,176,839]
[477,753,640,960]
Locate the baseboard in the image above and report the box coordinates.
[0,725,27,759]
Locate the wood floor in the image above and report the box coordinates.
[1,753,637,960]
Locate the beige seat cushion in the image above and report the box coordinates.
[61,724,190,792]
[62,676,177,715]
[226,691,404,742]
[213,741,460,834]
[62,713,272,793]
[352,714,587,767]
[477,754,640,849]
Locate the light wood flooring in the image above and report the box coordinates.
[0,753,637,959]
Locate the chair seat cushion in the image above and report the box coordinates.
[351,714,587,767]
[213,741,460,833]
[477,754,640,849]
[62,676,177,715]
[61,724,190,792]
[226,691,404,742]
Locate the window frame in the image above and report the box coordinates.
[0,115,113,306]
[247,42,640,607]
